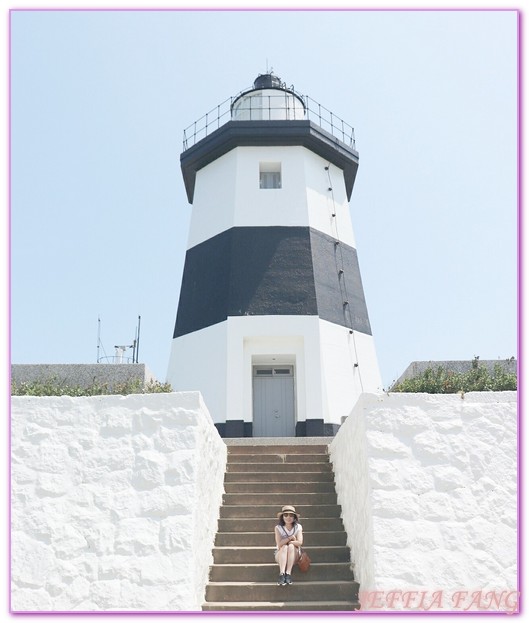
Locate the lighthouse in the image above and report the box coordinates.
[167,73,382,437]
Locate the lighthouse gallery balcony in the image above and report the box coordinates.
[180,74,359,204]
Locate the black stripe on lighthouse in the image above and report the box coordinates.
[173,226,372,338]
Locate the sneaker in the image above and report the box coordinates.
[277,573,286,586]
[285,573,293,585]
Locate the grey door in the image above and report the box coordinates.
[253,366,295,437]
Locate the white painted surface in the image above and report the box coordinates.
[168,316,381,429]
[11,392,227,611]
[168,316,324,426]
[303,150,356,247]
[167,322,228,424]
[187,146,356,249]
[319,321,382,422]
[329,391,518,612]
[233,317,322,424]
[187,149,237,249]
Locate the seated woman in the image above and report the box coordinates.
[274,505,303,586]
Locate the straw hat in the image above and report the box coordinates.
[276,505,300,519]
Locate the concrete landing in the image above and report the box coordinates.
[223,437,334,446]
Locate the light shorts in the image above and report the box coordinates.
[274,545,301,561]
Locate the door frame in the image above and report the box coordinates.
[251,361,297,436]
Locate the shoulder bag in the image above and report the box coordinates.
[297,547,311,572]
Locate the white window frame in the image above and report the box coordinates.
[259,162,282,189]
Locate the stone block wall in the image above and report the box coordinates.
[393,359,516,387]
[329,391,518,613]
[11,392,227,611]
[11,364,157,391]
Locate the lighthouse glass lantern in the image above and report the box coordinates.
[167,73,382,437]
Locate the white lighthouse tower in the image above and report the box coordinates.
[167,73,382,437]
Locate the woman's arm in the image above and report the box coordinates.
[275,526,292,548]
[290,525,303,547]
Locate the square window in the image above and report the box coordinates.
[259,162,281,189]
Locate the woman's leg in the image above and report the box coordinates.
[276,545,288,574]
[285,543,298,574]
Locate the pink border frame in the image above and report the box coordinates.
[7,6,522,617]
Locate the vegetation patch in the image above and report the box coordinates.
[390,357,516,394]
[11,377,173,397]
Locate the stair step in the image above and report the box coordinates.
[202,600,360,611]
[206,580,359,602]
[226,444,330,455]
[226,461,333,473]
[219,504,341,519]
[213,546,350,564]
[206,441,355,611]
[209,563,354,582]
[225,471,334,483]
[227,453,330,464]
[218,517,343,532]
[223,492,337,505]
[215,530,347,547]
[224,481,336,494]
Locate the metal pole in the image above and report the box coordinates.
[136,315,141,363]
[97,316,101,363]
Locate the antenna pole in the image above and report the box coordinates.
[132,322,138,364]
[97,316,101,363]
[136,315,141,363]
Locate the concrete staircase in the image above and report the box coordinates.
[202,439,360,611]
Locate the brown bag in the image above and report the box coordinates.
[297,548,311,572]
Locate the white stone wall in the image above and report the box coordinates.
[11,392,227,612]
[329,391,518,613]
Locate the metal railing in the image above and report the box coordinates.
[182,93,356,151]
[304,96,356,149]
[182,97,233,151]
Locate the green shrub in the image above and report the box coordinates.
[11,376,173,397]
[390,357,517,394]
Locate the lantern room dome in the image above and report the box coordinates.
[252,73,283,89]
[231,72,306,122]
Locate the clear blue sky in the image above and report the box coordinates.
[10,8,518,389]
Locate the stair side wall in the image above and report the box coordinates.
[328,393,375,590]
[11,392,227,612]
[329,391,518,613]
